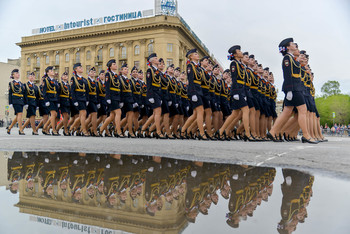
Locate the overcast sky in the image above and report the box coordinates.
[1,0,349,97]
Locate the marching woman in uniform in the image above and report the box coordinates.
[267,38,317,144]
[119,63,137,138]
[42,66,60,136]
[99,59,123,137]
[69,63,90,136]
[217,45,254,141]
[96,70,109,134]
[35,76,50,134]
[180,49,208,140]
[85,67,99,136]
[140,53,166,139]
[7,69,25,135]
[57,72,71,136]
[20,72,39,135]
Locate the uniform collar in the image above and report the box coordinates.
[122,75,128,79]
[287,52,295,58]
[152,65,158,70]
[28,81,33,85]
[14,79,21,83]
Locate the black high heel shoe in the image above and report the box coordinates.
[266,132,280,142]
[32,131,39,135]
[19,130,25,135]
[198,134,209,141]
[301,136,318,144]
[6,127,11,135]
[52,131,61,136]
[104,132,112,137]
[155,132,167,139]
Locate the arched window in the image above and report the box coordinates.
[75,52,80,63]
[27,57,31,66]
[45,56,49,64]
[65,53,69,62]
[121,46,127,59]
[36,57,40,67]
[86,50,91,60]
[134,45,140,55]
[147,43,154,55]
[97,49,103,61]
[55,54,59,65]
[109,48,114,57]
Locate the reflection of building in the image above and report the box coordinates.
[6,151,281,233]
[17,2,216,84]
[0,152,10,187]
[0,59,20,121]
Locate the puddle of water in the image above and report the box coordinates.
[0,151,349,234]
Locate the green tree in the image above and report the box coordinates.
[321,80,341,97]
[315,94,350,126]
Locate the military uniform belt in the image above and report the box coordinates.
[27,95,36,99]
[292,74,301,78]
[89,92,97,95]
[201,85,209,89]
[99,94,106,97]
[194,80,201,85]
[181,95,187,98]
[215,92,220,96]
[46,90,57,94]
[220,94,228,97]
[236,80,245,85]
[169,91,175,94]
[122,90,131,93]
[251,86,258,90]
[59,95,69,98]
[161,87,168,90]
[133,92,141,95]
[13,93,23,97]
[142,94,147,97]
[110,88,120,92]
[152,83,161,87]
[75,89,85,92]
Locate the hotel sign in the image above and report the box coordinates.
[32,9,154,35]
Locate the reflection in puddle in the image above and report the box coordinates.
[1,151,346,233]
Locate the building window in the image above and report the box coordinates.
[45,56,49,64]
[86,50,91,60]
[147,43,154,56]
[36,57,40,67]
[55,54,59,65]
[134,61,140,69]
[65,67,69,74]
[121,46,127,59]
[65,53,69,62]
[167,58,173,67]
[27,57,31,66]
[35,72,40,82]
[97,49,103,61]
[134,45,140,55]
[109,48,114,57]
[86,65,91,73]
[75,52,80,63]
[167,43,173,52]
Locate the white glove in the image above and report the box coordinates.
[141,105,144,108]
[107,99,111,104]
[160,100,162,105]
[149,98,155,104]
[86,101,89,106]
[24,105,28,109]
[57,104,60,108]
[244,97,247,101]
[74,102,78,107]
[45,102,50,106]
[9,104,13,108]
[186,106,189,111]
[175,104,178,108]
[133,103,138,108]
[168,101,172,106]
[119,102,124,108]
[97,104,101,109]
[36,107,39,110]
[286,91,293,101]
[192,95,198,102]
[233,94,239,100]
